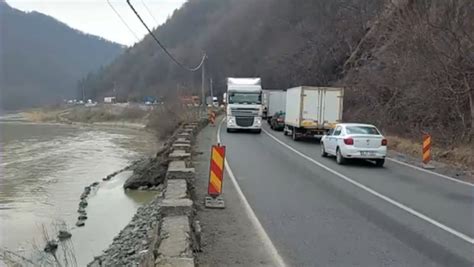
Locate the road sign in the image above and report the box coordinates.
[208,144,225,196]
[422,134,434,169]
[206,144,226,208]
[208,109,216,126]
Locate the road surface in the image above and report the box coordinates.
[219,121,474,266]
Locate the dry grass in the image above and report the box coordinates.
[22,109,62,122]
[387,135,474,170]
[146,104,199,140]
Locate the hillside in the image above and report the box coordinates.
[81,0,473,144]
[0,1,124,110]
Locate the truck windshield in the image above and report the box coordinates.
[228,92,261,104]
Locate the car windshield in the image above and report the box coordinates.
[346,126,380,135]
[228,92,261,104]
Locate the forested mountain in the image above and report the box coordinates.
[82,0,473,143]
[0,1,124,110]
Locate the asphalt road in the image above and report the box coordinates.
[219,121,474,267]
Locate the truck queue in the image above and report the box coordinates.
[224,77,388,167]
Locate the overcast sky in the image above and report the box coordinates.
[7,0,186,46]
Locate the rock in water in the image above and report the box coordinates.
[76,220,85,227]
[58,230,72,241]
[79,200,88,208]
[44,240,58,253]
[78,214,88,220]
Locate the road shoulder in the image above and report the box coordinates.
[193,121,275,266]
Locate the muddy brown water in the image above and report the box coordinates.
[0,119,160,265]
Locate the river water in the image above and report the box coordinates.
[0,116,160,265]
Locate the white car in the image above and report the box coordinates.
[320,123,387,166]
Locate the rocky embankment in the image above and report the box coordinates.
[89,120,205,267]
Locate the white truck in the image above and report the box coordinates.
[265,90,286,122]
[226,77,263,133]
[284,86,344,140]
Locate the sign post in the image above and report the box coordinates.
[422,134,435,169]
[205,144,226,208]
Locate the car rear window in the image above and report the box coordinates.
[346,126,380,135]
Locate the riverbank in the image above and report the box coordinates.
[21,104,149,128]
[89,120,206,266]
[0,120,161,266]
[20,103,198,140]
[0,104,201,265]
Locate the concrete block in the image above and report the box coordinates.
[178,132,191,138]
[157,216,192,258]
[205,196,225,209]
[161,199,193,216]
[174,138,191,145]
[172,143,191,152]
[169,150,191,160]
[165,179,188,200]
[168,160,186,170]
[167,160,195,180]
[156,257,194,267]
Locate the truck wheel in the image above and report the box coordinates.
[227,128,233,133]
[321,143,328,157]
[375,159,385,167]
[292,129,299,141]
[336,148,346,165]
[254,129,262,134]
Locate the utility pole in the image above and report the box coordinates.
[201,56,206,117]
[210,77,214,99]
[82,84,85,102]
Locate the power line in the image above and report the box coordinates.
[126,0,206,72]
[140,0,158,25]
[107,0,140,42]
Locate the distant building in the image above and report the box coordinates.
[104,96,116,103]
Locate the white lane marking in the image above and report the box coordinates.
[387,157,474,187]
[218,120,287,267]
[262,128,474,245]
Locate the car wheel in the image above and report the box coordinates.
[292,129,299,141]
[375,158,385,167]
[321,143,328,157]
[336,148,346,165]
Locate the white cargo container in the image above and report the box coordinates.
[284,86,344,140]
[266,90,286,121]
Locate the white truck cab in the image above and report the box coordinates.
[226,77,263,133]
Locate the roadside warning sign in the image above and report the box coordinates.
[208,144,225,196]
[206,144,226,208]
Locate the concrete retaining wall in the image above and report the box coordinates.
[88,120,206,267]
[155,121,203,267]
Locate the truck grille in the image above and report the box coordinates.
[231,108,259,117]
[236,117,254,127]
